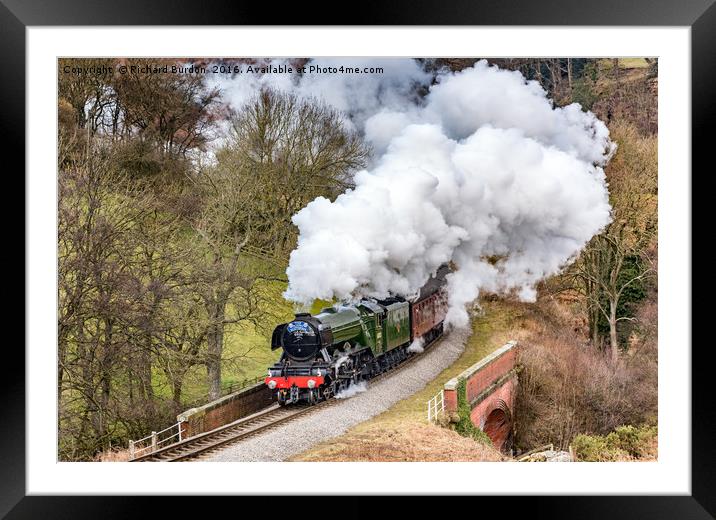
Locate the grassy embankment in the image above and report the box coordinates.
[290,299,533,462]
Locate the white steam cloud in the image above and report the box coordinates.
[334,381,368,399]
[407,337,425,354]
[209,58,432,141]
[213,59,614,328]
[280,60,614,328]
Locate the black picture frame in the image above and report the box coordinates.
[7,0,709,517]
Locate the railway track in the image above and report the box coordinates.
[131,402,336,462]
[132,331,443,462]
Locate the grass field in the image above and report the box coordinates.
[597,58,651,70]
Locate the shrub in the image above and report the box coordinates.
[610,425,657,458]
[573,433,620,461]
[573,425,657,461]
[514,301,657,451]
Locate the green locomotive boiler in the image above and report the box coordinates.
[265,265,449,405]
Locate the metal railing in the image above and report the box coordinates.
[427,389,445,423]
[128,375,266,459]
[129,421,183,460]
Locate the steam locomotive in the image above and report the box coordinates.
[265,265,449,405]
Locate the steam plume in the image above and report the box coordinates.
[280,60,613,327]
[213,59,614,327]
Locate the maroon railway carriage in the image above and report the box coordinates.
[411,264,449,343]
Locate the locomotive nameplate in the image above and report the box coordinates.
[287,321,315,337]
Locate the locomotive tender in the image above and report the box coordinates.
[265,265,449,405]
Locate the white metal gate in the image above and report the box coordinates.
[427,389,445,422]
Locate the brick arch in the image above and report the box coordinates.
[482,399,512,451]
[443,341,520,454]
[468,376,518,452]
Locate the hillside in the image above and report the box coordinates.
[58,57,658,461]
[292,286,657,461]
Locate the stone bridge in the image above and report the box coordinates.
[443,340,520,452]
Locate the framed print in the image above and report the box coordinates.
[8,0,710,516]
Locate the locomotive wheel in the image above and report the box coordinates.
[277,393,287,407]
[325,381,337,399]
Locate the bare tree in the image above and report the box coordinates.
[575,232,654,361]
[58,58,116,133]
[186,165,279,400]
[112,58,220,158]
[59,142,206,458]
[218,89,370,255]
[571,122,657,360]
[186,90,370,399]
[58,144,157,456]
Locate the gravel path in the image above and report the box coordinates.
[204,328,468,462]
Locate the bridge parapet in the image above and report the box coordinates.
[444,340,520,451]
[177,381,275,439]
